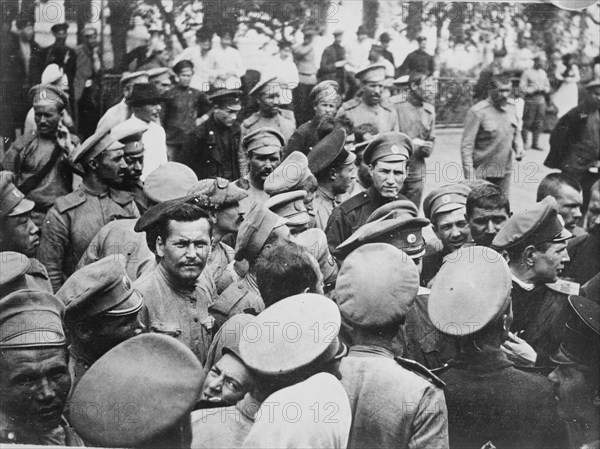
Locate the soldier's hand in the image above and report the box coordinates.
[501,331,537,366]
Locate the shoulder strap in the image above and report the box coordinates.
[17,143,63,196]
[395,356,446,388]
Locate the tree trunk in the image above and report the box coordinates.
[362,0,378,38]
[107,0,134,71]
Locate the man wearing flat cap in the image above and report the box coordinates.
[285,80,342,157]
[492,196,574,368]
[134,200,215,364]
[39,130,140,292]
[325,131,411,253]
[96,70,149,133]
[44,23,76,104]
[318,31,351,97]
[70,334,202,448]
[430,246,567,449]
[0,290,83,445]
[421,183,472,287]
[263,151,319,222]
[188,177,248,294]
[265,190,311,235]
[235,127,285,212]
[548,296,600,449]
[308,128,357,230]
[2,84,76,229]
[397,34,434,77]
[127,83,168,180]
[209,203,289,328]
[336,243,448,449]
[180,87,243,181]
[77,162,199,282]
[194,293,350,448]
[110,117,149,213]
[336,64,399,133]
[147,67,171,96]
[390,71,436,207]
[57,255,146,389]
[461,73,524,195]
[74,25,101,138]
[0,252,52,297]
[163,60,211,161]
[240,76,295,176]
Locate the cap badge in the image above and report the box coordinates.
[441,195,450,204]
[390,145,400,154]
[407,233,416,244]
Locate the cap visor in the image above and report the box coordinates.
[105,290,144,316]
[8,198,35,216]
[433,203,464,216]
[553,228,572,242]
[549,347,577,366]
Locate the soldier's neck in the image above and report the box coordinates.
[510,264,538,286]
[82,176,109,194]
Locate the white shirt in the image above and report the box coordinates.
[174,46,216,92]
[270,55,299,105]
[131,114,168,180]
[346,38,373,73]
[210,46,246,88]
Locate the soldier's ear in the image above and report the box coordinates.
[156,236,165,258]
[523,245,537,267]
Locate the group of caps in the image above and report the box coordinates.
[2,240,597,446]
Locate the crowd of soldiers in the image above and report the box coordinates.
[1,19,600,449]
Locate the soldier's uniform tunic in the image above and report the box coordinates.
[335,97,399,133]
[390,95,435,207]
[325,186,408,254]
[238,111,295,178]
[39,184,139,292]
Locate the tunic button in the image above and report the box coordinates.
[194,317,199,323]
[79,192,84,197]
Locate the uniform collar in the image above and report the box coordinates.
[367,186,395,206]
[449,347,514,372]
[348,345,395,359]
[0,410,66,445]
[236,393,262,422]
[512,274,535,291]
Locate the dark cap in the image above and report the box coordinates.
[209,88,243,111]
[363,131,412,165]
[428,246,512,336]
[58,255,143,324]
[235,203,287,262]
[70,334,202,447]
[187,177,248,209]
[379,32,391,43]
[51,23,69,33]
[242,127,285,155]
[337,243,419,328]
[493,47,508,58]
[492,196,572,250]
[0,289,66,348]
[143,162,199,203]
[416,34,427,42]
[357,25,368,35]
[265,190,310,226]
[551,295,600,366]
[264,151,314,195]
[0,171,35,219]
[423,184,471,220]
[333,29,344,36]
[308,128,355,175]
[126,83,164,106]
[249,76,278,97]
[134,195,209,233]
[239,293,343,376]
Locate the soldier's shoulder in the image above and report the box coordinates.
[279,108,295,123]
[341,97,362,111]
[423,102,435,114]
[388,94,406,105]
[472,100,491,112]
[241,112,260,129]
[209,281,252,317]
[380,100,395,113]
[338,191,370,214]
[545,279,580,296]
[54,189,86,213]
[234,177,250,191]
[395,356,446,388]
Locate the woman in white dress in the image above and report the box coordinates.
[551,53,580,118]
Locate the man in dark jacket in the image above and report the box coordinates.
[318,30,352,97]
[431,246,567,449]
[546,78,600,213]
[43,23,76,106]
[397,35,434,77]
[179,88,242,181]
